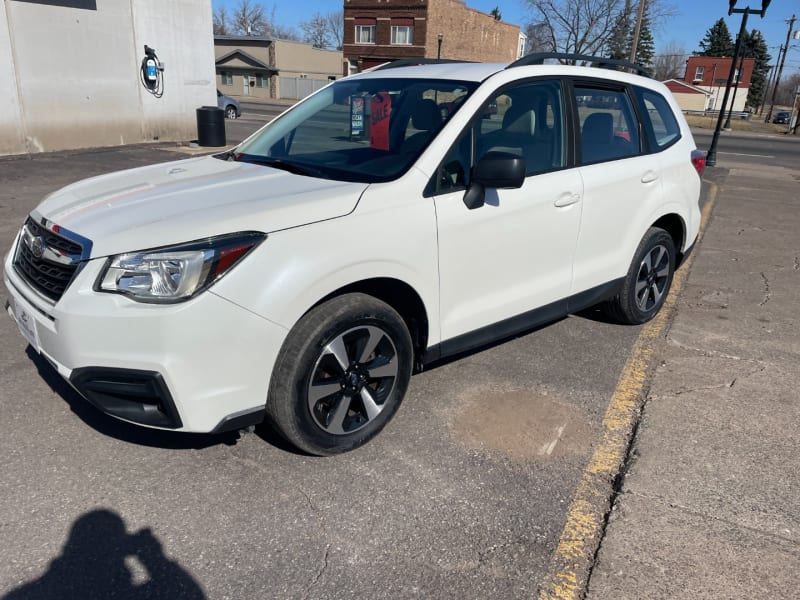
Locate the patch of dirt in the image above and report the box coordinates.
[451,389,593,460]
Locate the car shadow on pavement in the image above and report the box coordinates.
[25,348,241,450]
[1,508,205,600]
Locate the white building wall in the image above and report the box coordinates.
[1,0,215,156]
[0,3,29,155]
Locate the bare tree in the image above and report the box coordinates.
[652,41,688,81]
[523,0,625,58]
[231,0,268,36]
[522,0,677,60]
[524,21,555,54]
[301,13,329,48]
[213,5,230,35]
[324,10,344,50]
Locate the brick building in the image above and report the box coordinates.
[678,55,756,113]
[342,0,524,75]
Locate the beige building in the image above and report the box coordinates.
[1,0,216,156]
[215,36,343,100]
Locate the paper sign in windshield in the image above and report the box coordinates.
[370,93,391,151]
[351,96,365,136]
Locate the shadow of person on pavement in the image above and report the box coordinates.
[2,509,205,600]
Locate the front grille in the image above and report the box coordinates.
[13,217,87,303]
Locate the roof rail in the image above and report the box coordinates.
[370,58,474,71]
[507,53,651,77]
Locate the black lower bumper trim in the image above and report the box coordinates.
[211,408,266,434]
[70,367,182,429]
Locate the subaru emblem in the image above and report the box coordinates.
[30,236,45,260]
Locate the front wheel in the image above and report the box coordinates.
[266,294,413,455]
[603,227,676,325]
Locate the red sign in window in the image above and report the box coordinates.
[370,93,392,151]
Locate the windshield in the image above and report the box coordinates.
[233,77,478,183]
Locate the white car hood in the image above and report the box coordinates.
[34,155,367,257]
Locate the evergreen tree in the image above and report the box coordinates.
[629,12,655,68]
[606,0,633,60]
[744,29,771,109]
[490,6,502,21]
[698,18,734,56]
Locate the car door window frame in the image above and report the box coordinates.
[567,78,647,165]
[427,77,573,197]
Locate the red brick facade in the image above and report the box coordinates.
[342,0,521,75]
[683,56,754,89]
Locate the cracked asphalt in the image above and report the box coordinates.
[0,145,640,599]
[2,122,796,599]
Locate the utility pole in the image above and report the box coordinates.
[765,15,796,124]
[628,0,647,64]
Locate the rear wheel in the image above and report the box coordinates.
[266,294,413,455]
[225,105,238,119]
[604,227,676,325]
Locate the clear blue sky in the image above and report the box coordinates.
[212,0,800,71]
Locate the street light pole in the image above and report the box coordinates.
[723,43,747,129]
[706,1,770,167]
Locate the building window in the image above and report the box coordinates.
[255,74,269,88]
[355,24,376,44]
[391,25,413,45]
[693,66,704,81]
[221,71,233,86]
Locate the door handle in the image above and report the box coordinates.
[554,192,581,207]
[641,171,659,184]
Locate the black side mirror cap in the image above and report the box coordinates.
[462,153,526,210]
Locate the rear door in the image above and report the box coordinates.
[571,81,664,294]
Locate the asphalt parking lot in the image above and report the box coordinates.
[0,144,644,599]
[3,111,797,599]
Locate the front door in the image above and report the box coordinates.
[243,73,250,96]
[433,79,583,341]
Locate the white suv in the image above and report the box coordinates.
[4,56,704,455]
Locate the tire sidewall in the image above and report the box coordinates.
[623,228,676,324]
[269,294,413,455]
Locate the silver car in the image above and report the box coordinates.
[217,90,241,119]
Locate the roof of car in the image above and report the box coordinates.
[354,62,505,82]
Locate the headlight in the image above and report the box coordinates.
[97,232,265,303]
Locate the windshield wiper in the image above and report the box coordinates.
[234,155,328,179]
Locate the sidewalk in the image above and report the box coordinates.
[587,161,800,597]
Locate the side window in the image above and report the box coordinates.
[477,80,565,176]
[575,86,640,165]
[435,79,566,193]
[635,88,681,150]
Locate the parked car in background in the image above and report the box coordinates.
[772,111,790,124]
[217,90,241,119]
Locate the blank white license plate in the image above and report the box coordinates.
[11,295,41,353]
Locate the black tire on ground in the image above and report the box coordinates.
[603,227,676,325]
[225,106,237,119]
[266,293,413,456]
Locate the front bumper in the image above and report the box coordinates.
[4,246,289,433]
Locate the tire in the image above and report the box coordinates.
[603,227,676,325]
[266,293,413,456]
[225,106,238,119]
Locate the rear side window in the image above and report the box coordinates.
[574,86,640,165]
[635,88,681,150]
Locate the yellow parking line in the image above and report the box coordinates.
[537,183,718,600]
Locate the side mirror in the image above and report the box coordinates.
[463,153,526,210]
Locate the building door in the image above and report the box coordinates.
[243,73,250,96]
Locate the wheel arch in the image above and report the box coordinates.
[651,213,686,265]
[311,278,430,370]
